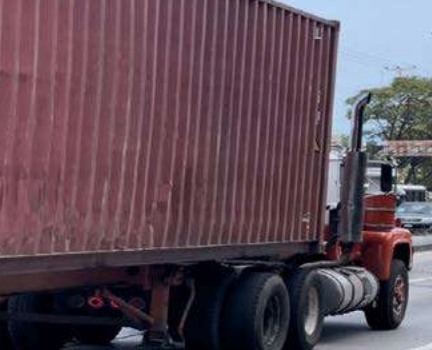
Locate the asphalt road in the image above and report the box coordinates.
[66,251,432,350]
[317,251,432,350]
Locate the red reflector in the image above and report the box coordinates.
[88,296,105,309]
[129,297,145,310]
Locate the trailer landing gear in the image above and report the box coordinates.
[143,278,183,350]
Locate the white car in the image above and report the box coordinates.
[397,202,432,231]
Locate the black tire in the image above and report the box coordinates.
[183,271,236,350]
[285,269,324,350]
[365,259,409,330]
[73,325,122,345]
[222,273,290,350]
[52,292,121,346]
[8,294,68,350]
[0,302,12,350]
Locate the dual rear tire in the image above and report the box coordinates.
[221,273,290,350]
[184,269,324,350]
[286,269,325,350]
[7,294,68,350]
[183,270,237,350]
[4,294,122,350]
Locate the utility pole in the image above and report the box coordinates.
[384,65,417,77]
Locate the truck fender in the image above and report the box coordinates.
[361,229,412,281]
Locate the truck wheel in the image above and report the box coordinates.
[8,294,67,350]
[73,325,122,345]
[222,273,290,350]
[365,259,409,330]
[183,271,236,350]
[0,302,12,349]
[285,269,324,350]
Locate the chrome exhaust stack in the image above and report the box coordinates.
[339,93,372,246]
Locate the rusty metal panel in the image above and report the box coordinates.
[0,0,339,264]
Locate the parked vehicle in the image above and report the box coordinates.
[397,185,429,203]
[0,2,412,350]
[397,202,432,231]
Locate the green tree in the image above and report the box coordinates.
[346,76,432,189]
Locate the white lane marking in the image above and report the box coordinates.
[411,277,432,284]
[407,343,432,350]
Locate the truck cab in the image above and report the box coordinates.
[324,95,412,335]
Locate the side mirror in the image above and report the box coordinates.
[381,163,393,193]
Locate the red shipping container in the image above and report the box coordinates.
[0,0,338,274]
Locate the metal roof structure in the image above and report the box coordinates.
[383,141,432,158]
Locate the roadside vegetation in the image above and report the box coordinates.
[347,77,432,190]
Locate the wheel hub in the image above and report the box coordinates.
[304,286,320,336]
[262,295,283,347]
[393,276,406,316]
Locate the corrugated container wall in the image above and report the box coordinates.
[0,0,338,263]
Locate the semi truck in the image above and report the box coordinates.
[0,1,412,350]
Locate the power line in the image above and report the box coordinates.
[384,65,418,77]
[339,47,432,77]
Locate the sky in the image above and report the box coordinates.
[280,0,432,135]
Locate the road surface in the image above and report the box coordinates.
[66,251,432,350]
[317,251,432,350]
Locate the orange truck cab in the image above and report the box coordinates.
[327,178,413,282]
[323,93,412,334]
